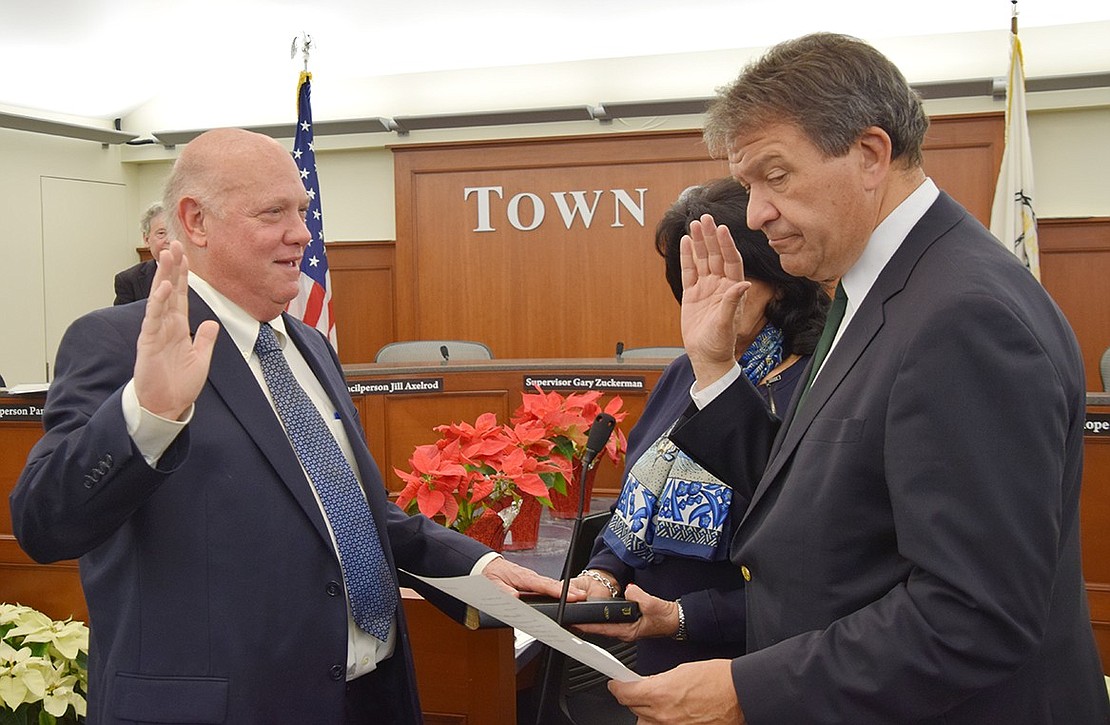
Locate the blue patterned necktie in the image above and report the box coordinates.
[255,322,397,641]
[797,282,848,410]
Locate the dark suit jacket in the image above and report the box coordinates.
[672,193,1109,724]
[11,291,492,724]
[113,259,157,305]
[585,354,799,674]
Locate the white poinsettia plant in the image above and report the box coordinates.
[0,603,88,724]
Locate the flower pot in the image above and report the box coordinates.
[550,459,598,519]
[463,508,508,552]
[502,494,542,550]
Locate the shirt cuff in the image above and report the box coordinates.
[122,379,193,466]
[471,551,503,575]
[689,363,742,409]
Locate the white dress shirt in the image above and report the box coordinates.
[123,273,395,679]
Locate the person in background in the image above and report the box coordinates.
[113,202,169,305]
[572,178,827,675]
[609,32,1109,724]
[11,128,575,725]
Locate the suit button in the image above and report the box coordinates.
[741,565,752,582]
[325,581,341,596]
[330,664,344,681]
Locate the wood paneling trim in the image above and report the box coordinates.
[1040,217,1110,253]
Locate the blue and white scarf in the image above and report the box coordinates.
[602,324,784,567]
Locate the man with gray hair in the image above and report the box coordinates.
[610,32,1108,724]
[113,202,168,304]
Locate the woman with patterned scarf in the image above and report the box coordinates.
[572,178,829,675]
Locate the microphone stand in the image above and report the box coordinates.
[534,413,616,725]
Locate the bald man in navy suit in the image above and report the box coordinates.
[13,128,572,724]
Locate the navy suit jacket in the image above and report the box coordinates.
[11,291,492,724]
[674,193,1109,724]
[113,259,157,305]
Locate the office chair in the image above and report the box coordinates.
[531,512,638,725]
[1101,346,1110,392]
[617,346,684,360]
[373,340,493,364]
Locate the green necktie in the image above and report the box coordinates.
[798,282,848,408]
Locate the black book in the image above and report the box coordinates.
[465,596,640,630]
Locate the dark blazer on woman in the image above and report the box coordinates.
[586,353,804,674]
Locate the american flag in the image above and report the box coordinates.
[287,71,338,347]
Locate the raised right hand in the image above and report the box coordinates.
[680,214,751,390]
[133,241,219,420]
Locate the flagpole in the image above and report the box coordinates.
[989,0,1041,281]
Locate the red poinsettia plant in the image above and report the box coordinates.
[509,388,628,499]
[393,388,628,536]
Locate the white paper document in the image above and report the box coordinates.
[406,571,642,682]
[5,383,50,395]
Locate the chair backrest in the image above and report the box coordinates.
[556,510,638,723]
[1101,346,1110,392]
[374,340,493,364]
[618,346,684,360]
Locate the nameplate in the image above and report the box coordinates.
[1086,412,1110,437]
[522,375,646,392]
[347,378,444,396]
[0,403,45,421]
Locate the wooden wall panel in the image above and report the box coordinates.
[0,417,86,621]
[387,120,1005,362]
[401,590,517,725]
[921,113,1004,227]
[326,242,395,365]
[392,132,727,359]
[1039,218,1110,389]
[1081,413,1110,673]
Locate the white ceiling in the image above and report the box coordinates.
[4,0,1110,132]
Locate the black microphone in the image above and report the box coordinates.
[615,340,625,362]
[579,412,617,476]
[439,345,449,365]
[536,413,617,725]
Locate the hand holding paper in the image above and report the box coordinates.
[407,571,642,682]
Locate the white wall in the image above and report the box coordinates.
[0,130,137,385]
[3,44,1110,387]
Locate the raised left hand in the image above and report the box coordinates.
[608,659,743,724]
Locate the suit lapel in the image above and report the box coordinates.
[190,294,334,546]
[740,193,966,526]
